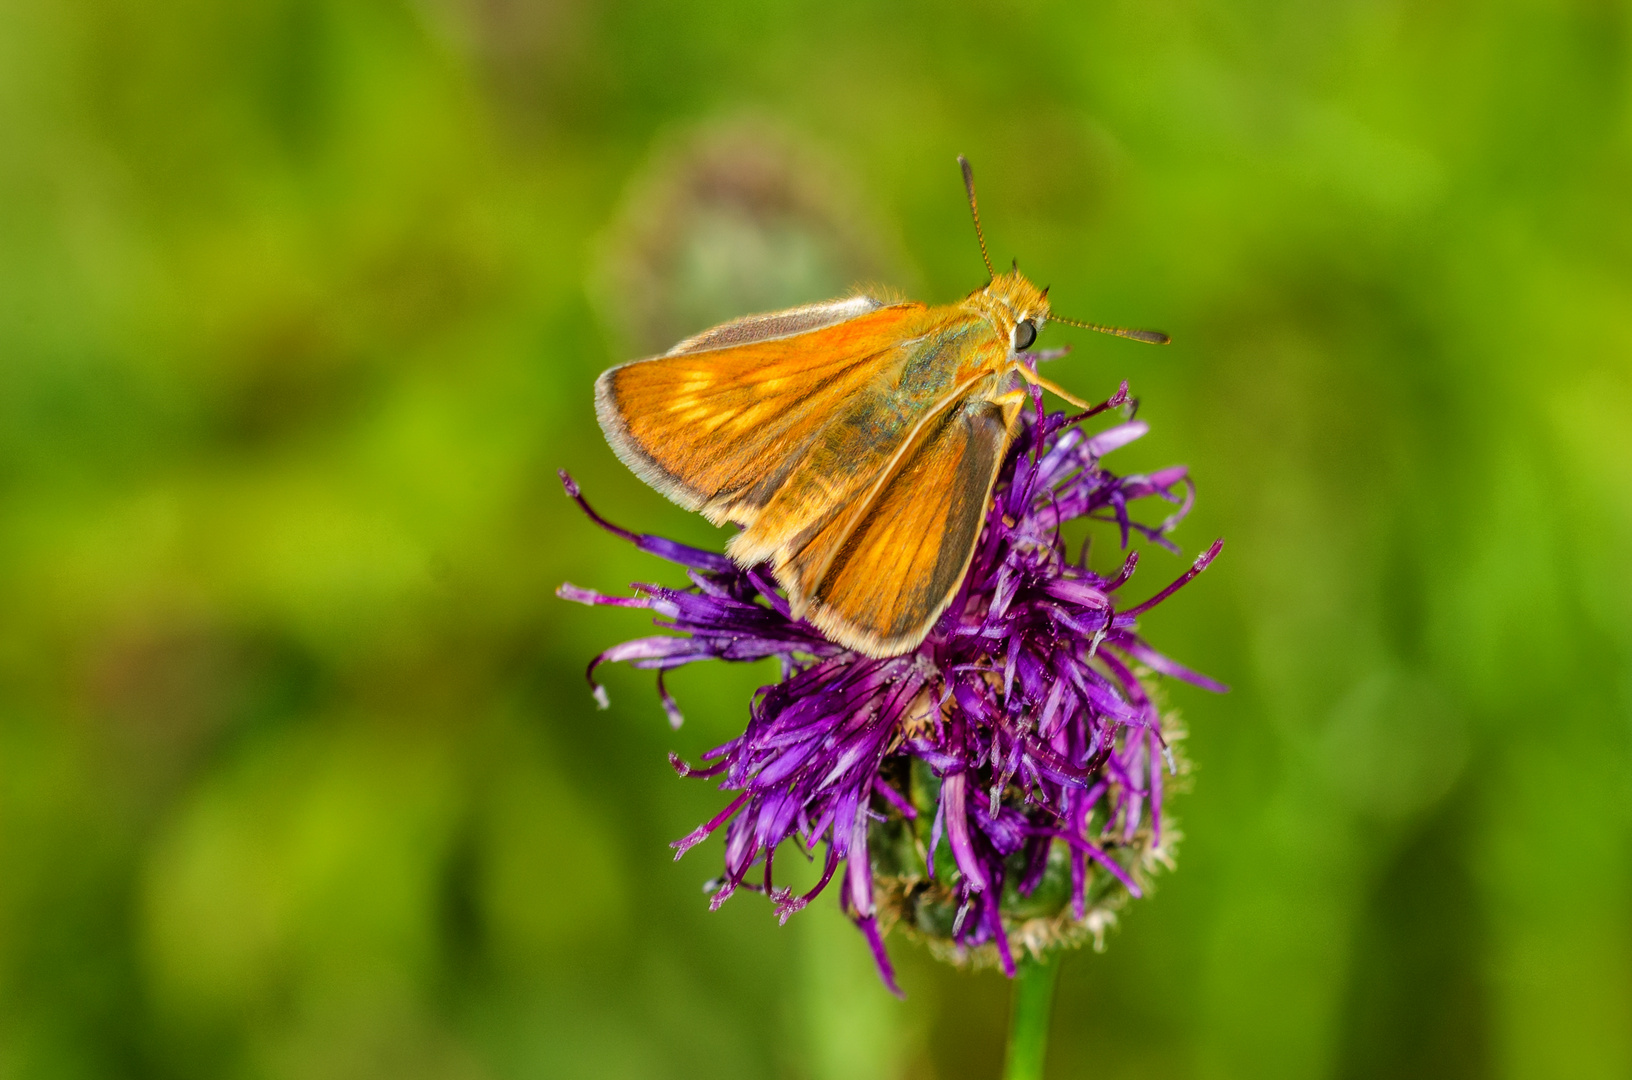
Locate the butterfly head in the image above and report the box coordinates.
[956,156,1170,350]
[972,269,1052,356]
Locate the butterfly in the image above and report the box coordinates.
[595,157,1167,658]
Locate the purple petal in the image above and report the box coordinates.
[1117,639,1230,692]
[942,772,990,893]
[1122,538,1225,617]
[858,915,904,998]
[1086,420,1149,458]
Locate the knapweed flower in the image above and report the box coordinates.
[558,381,1223,995]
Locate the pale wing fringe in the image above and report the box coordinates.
[595,366,711,513]
[666,295,884,355]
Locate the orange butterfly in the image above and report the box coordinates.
[596,157,1167,658]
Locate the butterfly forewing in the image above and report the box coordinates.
[665,295,885,355]
[596,298,928,525]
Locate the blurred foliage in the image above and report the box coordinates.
[1,0,1630,1078]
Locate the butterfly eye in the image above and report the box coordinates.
[1013,320,1037,351]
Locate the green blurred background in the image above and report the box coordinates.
[2,0,1630,1077]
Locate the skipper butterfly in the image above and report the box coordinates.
[596,157,1167,657]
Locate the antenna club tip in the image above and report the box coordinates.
[1054,316,1172,345]
[956,156,995,278]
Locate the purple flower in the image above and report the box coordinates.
[558,382,1224,995]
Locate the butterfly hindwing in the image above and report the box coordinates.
[792,388,1022,656]
[723,318,998,569]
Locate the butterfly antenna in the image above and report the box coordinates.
[957,155,996,280]
[1051,314,1171,345]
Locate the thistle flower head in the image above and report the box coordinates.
[559,381,1223,995]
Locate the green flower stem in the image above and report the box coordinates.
[1003,952,1062,1080]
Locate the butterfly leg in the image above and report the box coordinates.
[1013,365,1092,411]
[989,386,1030,430]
